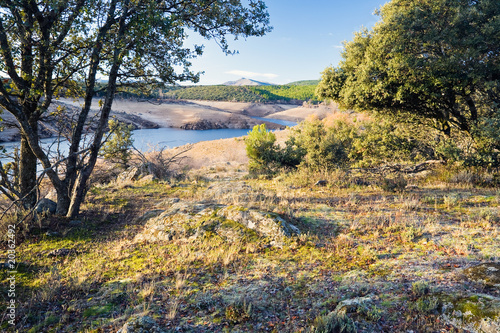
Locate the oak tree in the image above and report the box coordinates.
[0,0,271,216]
[317,0,500,137]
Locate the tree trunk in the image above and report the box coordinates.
[19,122,38,208]
[55,184,71,216]
[66,167,91,218]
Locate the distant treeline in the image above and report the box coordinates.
[91,81,321,103]
[162,83,320,103]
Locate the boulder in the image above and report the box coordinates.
[134,200,300,245]
[117,315,165,333]
[314,180,327,186]
[217,206,300,239]
[47,248,77,257]
[334,295,373,314]
[35,198,57,215]
[117,167,141,183]
[203,181,254,203]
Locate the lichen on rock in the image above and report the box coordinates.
[117,315,165,333]
[134,200,299,245]
[441,293,500,333]
[463,263,500,288]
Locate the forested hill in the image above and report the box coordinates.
[159,82,320,103]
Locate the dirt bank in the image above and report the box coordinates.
[0,98,336,142]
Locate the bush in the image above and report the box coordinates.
[291,118,353,171]
[379,176,407,193]
[100,119,134,168]
[245,124,305,176]
[310,311,357,333]
[351,118,435,167]
[245,124,281,175]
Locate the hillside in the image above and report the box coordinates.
[162,82,320,103]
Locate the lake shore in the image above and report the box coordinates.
[0,98,337,143]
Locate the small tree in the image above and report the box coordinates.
[245,124,280,175]
[292,118,352,170]
[100,119,134,169]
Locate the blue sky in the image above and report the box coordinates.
[187,0,389,85]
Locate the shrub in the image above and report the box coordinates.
[351,118,436,167]
[100,119,134,168]
[310,311,357,333]
[245,124,281,175]
[379,176,407,192]
[291,118,353,171]
[245,124,305,176]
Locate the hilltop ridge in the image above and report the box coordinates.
[223,77,274,86]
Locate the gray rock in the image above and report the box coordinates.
[35,198,57,215]
[464,263,500,288]
[117,315,165,333]
[441,293,500,333]
[134,202,214,243]
[117,167,141,183]
[68,220,82,227]
[47,248,76,257]
[217,206,300,240]
[203,181,253,203]
[134,200,300,245]
[335,296,373,314]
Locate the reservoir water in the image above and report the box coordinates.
[0,117,297,158]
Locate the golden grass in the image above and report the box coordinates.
[1,157,499,332]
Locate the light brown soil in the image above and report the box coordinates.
[0,98,337,142]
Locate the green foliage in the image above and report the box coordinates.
[288,80,321,86]
[317,0,500,146]
[249,84,320,102]
[162,83,319,103]
[245,124,305,175]
[246,114,442,175]
[100,120,134,168]
[350,117,436,167]
[379,176,408,193]
[245,124,281,175]
[291,118,354,170]
[165,85,262,102]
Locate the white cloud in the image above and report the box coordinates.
[333,45,344,49]
[225,70,279,79]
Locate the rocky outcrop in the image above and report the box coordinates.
[134,200,299,245]
[180,120,229,130]
[217,206,300,240]
[117,315,165,333]
[35,198,57,215]
[464,263,500,288]
[441,293,500,333]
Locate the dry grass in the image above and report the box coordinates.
[1,160,499,332]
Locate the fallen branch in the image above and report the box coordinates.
[352,160,445,175]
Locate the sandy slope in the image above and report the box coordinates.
[263,104,340,122]
[0,98,336,142]
[167,128,292,170]
[59,98,292,130]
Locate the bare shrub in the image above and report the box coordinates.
[132,144,192,180]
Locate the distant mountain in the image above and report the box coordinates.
[223,78,274,86]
